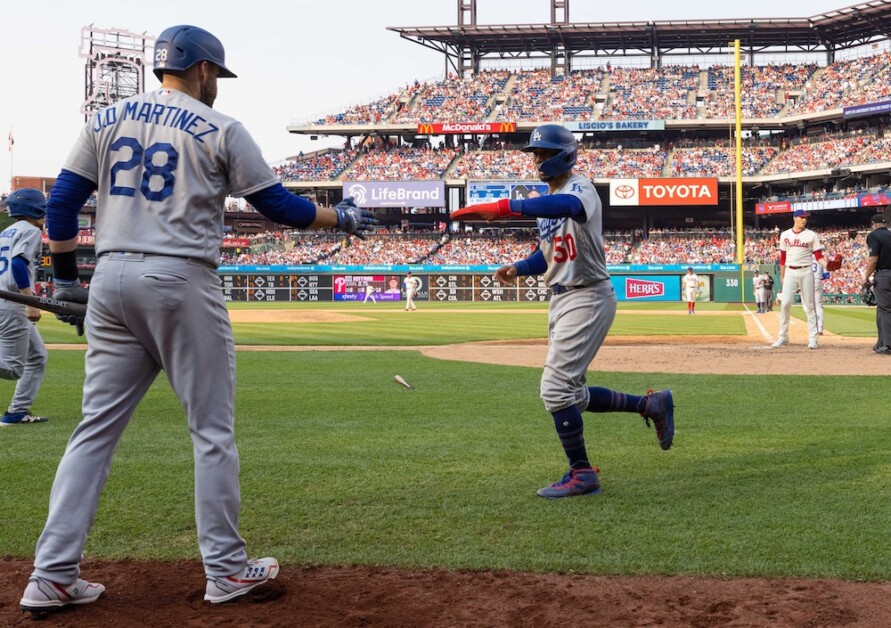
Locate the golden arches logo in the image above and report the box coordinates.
[417,123,435,134]
[498,122,516,133]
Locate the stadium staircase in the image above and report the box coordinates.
[486,73,516,121]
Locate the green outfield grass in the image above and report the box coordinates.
[1,345,888,581]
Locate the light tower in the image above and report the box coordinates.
[79,25,154,121]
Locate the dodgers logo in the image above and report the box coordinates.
[347,184,367,205]
[571,183,583,193]
[538,217,567,242]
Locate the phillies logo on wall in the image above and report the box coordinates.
[610,178,718,206]
[626,278,665,298]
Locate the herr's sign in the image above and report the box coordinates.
[343,181,446,208]
[609,178,718,206]
[416,122,517,135]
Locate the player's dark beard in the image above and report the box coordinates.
[199,75,218,108]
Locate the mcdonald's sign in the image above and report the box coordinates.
[416,122,517,135]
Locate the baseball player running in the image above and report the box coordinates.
[451,124,674,499]
[683,266,699,314]
[20,25,376,615]
[772,210,828,349]
[0,189,50,426]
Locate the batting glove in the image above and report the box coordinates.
[821,271,831,280]
[53,280,89,337]
[335,197,378,240]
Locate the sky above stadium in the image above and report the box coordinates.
[0,0,860,189]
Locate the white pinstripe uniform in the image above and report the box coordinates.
[683,271,699,303]
[777,227,823,343]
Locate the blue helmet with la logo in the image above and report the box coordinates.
[521,124,578,180]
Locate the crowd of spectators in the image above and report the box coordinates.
[303,52,891,131]
[392,71,510,124]
[671,146,778,177]
[495,68,603,121]
[759,131,873,175]
[703,63,816,119]
[786,51,891,115]
[272,149,359,182]
[339,145,461,180]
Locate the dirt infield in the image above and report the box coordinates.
[5,309,887,626]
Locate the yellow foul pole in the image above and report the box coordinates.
[734,39,745,301]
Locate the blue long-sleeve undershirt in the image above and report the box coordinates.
[47,170,96,242]
[513,248,547,276]
[244,183,317,228]
[512,194,586,220]
[11,256,30,289]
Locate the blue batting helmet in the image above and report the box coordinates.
[153,25,236,80]
[522,124,578,180]
[3,188,46,219]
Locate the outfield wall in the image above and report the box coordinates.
[215,263,787,304]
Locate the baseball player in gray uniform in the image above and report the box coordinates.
[20,25,376,615]
[0,189,49,426]
[451,124,674,499]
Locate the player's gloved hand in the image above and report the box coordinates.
[53,280,88,337]
[335,197,378,240]
[821,271,831,280]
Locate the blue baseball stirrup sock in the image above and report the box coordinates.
[585,387,646,413]
[551,406,590,469]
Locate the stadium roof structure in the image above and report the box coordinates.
[388,0,891,75]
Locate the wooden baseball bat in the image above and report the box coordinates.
[0,289,87,317]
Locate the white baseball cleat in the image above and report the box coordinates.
[771,339,788,348]
[808,339,818,349]
[20,576,105,612]
[204,557,279,603]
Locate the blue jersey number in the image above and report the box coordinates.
[109,137,179,201]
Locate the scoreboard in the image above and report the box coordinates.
[217,272,550,302]
[426,273,549,302]
[220,274,332,302]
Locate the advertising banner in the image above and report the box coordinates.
[466,180,549,206]
[611,275,680,301]
[609,178,718,206]
[843,100,891,119]
[565,120,665,132]
[416,122,517,135]
[755,201,793,215]
[343,180,445,208]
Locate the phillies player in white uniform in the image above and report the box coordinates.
[773,209,828,349]
[402,272,420,311]
[452,124,674,499]
[683,267,699,314]
[20,25,375,615]
[753,269,766,313]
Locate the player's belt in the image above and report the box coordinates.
[787,265,807,269]
[551,284,587,295]
[100,251,216,269]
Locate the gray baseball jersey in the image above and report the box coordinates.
[32,86,272,584]
[0,220,42,293]
[537,174,610,287]
[61,88,277,266]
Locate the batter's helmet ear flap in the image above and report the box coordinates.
[3,188,47,219]
[153,25,237,80]
[521,124,578,180]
